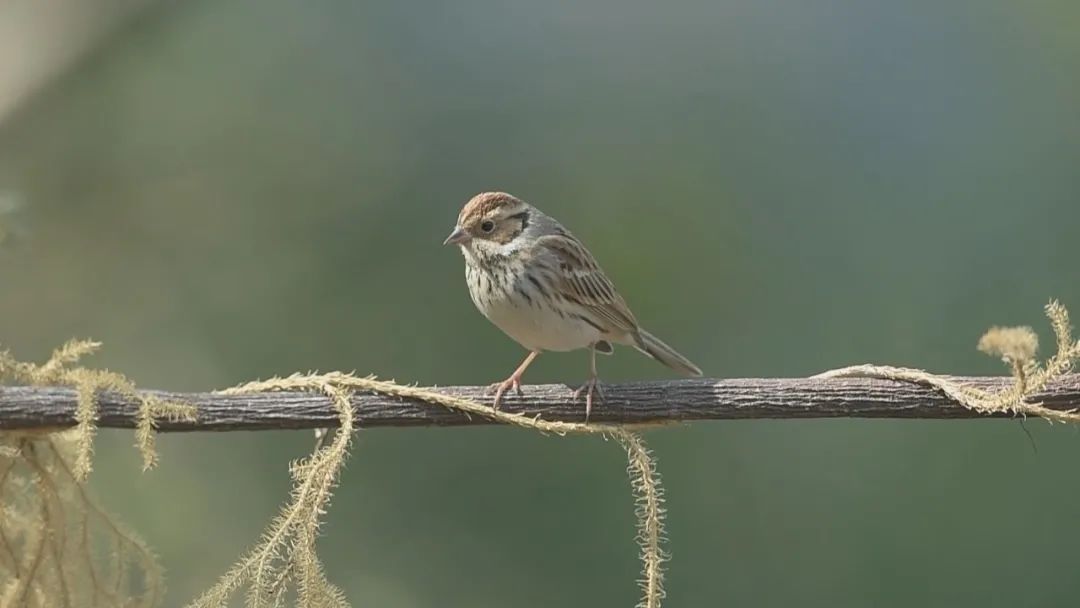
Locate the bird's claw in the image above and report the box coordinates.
[488,376,524,411]
[573,377,604,423]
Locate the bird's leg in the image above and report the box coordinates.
[488,350,540,410]
[573,345,604,422]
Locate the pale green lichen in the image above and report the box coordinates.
[194,372,668,608]
[818,300,1080,421]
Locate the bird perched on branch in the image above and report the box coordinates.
[443,191,702,420]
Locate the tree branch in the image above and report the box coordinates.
[1,375,1079,431]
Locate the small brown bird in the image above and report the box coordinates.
[444,192,702,419]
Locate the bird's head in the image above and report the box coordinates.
[443,192,532,253]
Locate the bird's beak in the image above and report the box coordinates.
[443,226,470,246]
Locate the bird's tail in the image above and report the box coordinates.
[634,329,703,377]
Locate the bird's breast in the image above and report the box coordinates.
[464,258,601,352]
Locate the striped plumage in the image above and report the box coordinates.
[444,192,702,418]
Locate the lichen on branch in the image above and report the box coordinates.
[816,300,1080,423]
[0,339,196,607]
[0,339,196,478]
[190,372,670,608]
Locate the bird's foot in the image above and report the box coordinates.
[573,376,605,423]
[487,375,525,411]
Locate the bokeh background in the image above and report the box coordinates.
[2,0,1079,606]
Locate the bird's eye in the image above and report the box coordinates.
[480,220,495,233]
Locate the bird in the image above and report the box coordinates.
[443,191,702,420]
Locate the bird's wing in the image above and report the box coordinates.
[536,232,639,335]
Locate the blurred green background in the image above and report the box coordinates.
[1,0,1079,606]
